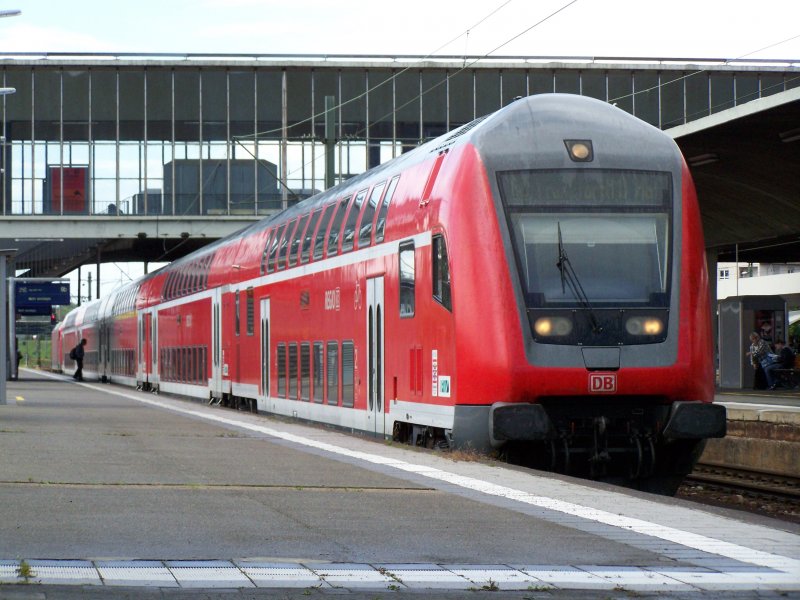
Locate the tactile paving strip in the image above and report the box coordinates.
[0,560,797,591]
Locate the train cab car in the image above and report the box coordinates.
[433,95,725,491]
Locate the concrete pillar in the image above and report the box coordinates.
[706,248,719,383]
[0,249,17,404]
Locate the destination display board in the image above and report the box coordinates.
[15,281,71,306]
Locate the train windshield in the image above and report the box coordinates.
[498,169,672,308]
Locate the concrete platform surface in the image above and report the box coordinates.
[0,370,798,596]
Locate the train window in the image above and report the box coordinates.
[164,272,173,300]
[175,269,184,298]
[260,229,274,275]
[280,220,298,270]
[300,342,310,401]
[195,347,201,383]
[312,341,324,403]
[235,291,240,336]
[267,224,286,273]
[327,195,351,256]
[288,342,298,399]
[181,268,190,296]
[277,343,286,397]
[432,234,452,311]
[312,205,330,260]
[358,181,386,248]
[341,188,368,253]
[375,175,400,243]
[326,341,339,405]
[177,348,184,383]
[399,242,415,318]
[301,210,321,264]
[342,341,354,408]
[498,170,672,310]
[201,346,207,383]
[290,214,310,268]
[246,288,254,335]
[190,263,198,294]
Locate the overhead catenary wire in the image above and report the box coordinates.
[240,0,581,185]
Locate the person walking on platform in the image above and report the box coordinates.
[71,338,87,382]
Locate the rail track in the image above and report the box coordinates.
[680,462,800,523]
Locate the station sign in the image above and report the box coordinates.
[16,304,54,316]
[15,281,71,306]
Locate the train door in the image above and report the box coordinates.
[138,310,153,389]
[259,297,270,407]
[366,276,385,437]
[210,288,223,399]
[98,322,106,381]
[151,311,159,389]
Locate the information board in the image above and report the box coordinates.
[15,281,71,306]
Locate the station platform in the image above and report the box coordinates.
[0,370,798,596]
[709,390,800,476]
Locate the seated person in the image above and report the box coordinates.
[765,340,796,389]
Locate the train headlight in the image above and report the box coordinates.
[625,316,664,336]
[564,139,593,162]
[534,317,573,337]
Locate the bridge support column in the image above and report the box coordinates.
[0,248,16,404]
[707,248,719,378]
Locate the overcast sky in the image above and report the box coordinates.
[1,0,798,60]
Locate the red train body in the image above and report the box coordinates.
[55,95,725,493]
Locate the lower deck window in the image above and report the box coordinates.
[277,343,286,397]
[313,342,324,403]
[300,342,310,401]
[288,343,298,399]
[342,341,354,408]
[327,341,339,406]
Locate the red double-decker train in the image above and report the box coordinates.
[53,94,725,494]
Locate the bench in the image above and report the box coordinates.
[771,368,800,390]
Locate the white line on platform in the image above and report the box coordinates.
[27,371,800,587]
[1,559,799,591]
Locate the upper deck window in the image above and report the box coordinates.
[399,242,415,318]
[267,223,286,273]
[375,175,400,243]
[341,188,368,253]
[302,209,322,264]
[313,205,330,260]
[278,219,297,270]
[327,195,351,257]
[289,213,310,268]
[358,181,386,248]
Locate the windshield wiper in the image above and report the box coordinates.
[556,222,603,334]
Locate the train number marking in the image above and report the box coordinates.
[431,349,438,397]
[589,373,616,394]
[324,288,341,311]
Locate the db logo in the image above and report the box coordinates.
[589,373,617,394]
